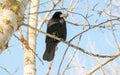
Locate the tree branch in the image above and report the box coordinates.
[86,53,120,75]
[23,23,118,58]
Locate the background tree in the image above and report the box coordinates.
[0,0,120,75]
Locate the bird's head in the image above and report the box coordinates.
[52,11,64,19]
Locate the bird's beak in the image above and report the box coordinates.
[60,14,67,18]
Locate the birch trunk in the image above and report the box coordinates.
[24,0,39,75]
[0,0,29,53]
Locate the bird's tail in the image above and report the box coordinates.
[43,43,57,61]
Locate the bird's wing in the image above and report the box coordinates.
[46,19,60,42]
[46,18,67,42]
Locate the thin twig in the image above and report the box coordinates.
[57,46,70,75]
[61,50,77,75]
[61,35,81,75]
[0,65,12,75]
[46,61,53,75]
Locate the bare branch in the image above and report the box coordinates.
[23,23,118,58]
[86,53,120,75]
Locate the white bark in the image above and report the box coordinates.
[0,0,29,53]
[24,0,39,75]
[0,9,17,53]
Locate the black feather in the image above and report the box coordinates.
[43,11,67,61]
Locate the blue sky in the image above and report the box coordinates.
[0,0,120,75]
